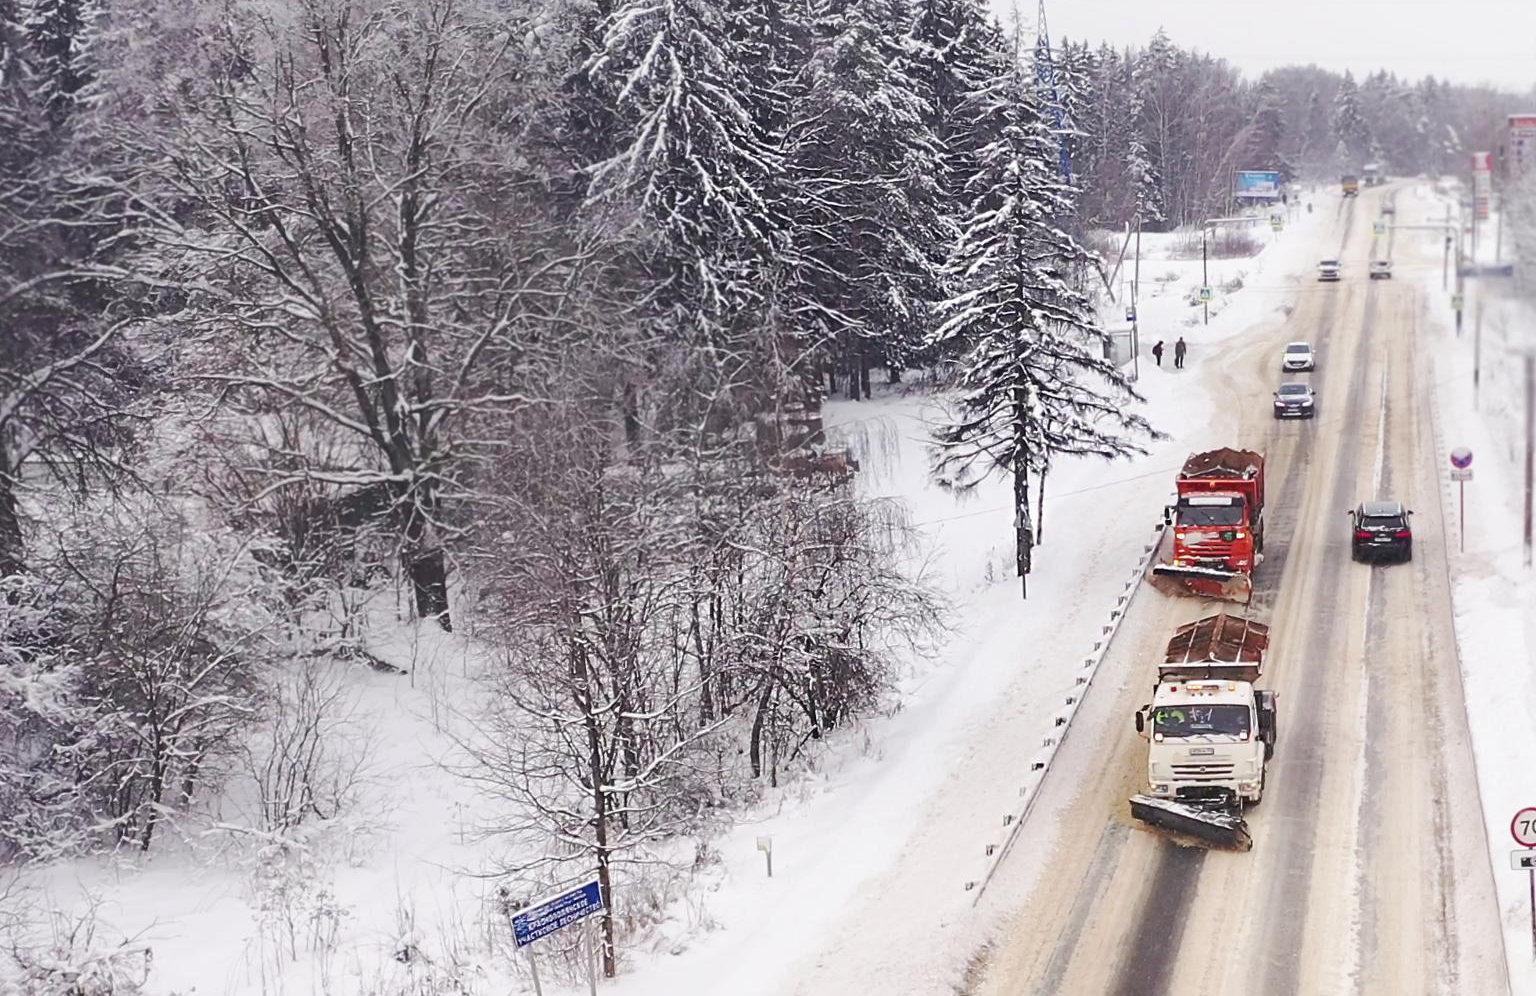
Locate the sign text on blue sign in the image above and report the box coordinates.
[512,879,604,948]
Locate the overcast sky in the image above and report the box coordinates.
[1029,0,1536,94]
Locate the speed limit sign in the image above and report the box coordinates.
[1512,806,1536,847]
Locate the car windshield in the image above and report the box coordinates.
[1361,515,1406,530]
[1278,384,1309,396]
[1177,500,1244,527]
[1319,260,1339,267]
[1286,344,1310,354]
[1153,704,1251,739]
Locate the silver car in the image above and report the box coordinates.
[1281,342,1315,371]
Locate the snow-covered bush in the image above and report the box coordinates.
[0,496,283,858]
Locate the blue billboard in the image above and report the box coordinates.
[1234,170,1282,199]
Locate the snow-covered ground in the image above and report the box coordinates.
[2,204,1338,996]
[1416,182,1536,994]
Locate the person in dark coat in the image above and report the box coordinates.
[1152,340,1164,367]
[1174,337,1187,369]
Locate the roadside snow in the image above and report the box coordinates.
[1417,182,1533,994]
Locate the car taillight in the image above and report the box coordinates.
[1354,529,1371,539]
[1394,529,1412,538]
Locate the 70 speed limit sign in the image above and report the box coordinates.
[1512,807,1536,847]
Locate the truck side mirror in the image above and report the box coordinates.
[1162,507,1172,527]
[1134,707,1148,735]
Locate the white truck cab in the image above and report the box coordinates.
[1134,615,1277,807]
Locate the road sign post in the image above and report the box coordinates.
[1514,806,1536,959]
[1450,449,1473,552]
[511,879,606,995]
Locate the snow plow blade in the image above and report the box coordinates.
[1148,563,1253,604]
[1130,795,1252,851]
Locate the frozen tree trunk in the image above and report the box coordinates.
[575,642,618,978]
[1013,392,1033,600]
[1036,465,1047,546]
[0,474,23,577]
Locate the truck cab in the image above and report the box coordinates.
[1167,493,1258,573]
[1341,174,1360,196]
[1137,675,1276,805]
[1134,614,1277,808]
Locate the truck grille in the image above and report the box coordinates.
[1183,540,1235,560]
[1171,762,1236,780]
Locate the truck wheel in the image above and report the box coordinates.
[1255,523,1265,553]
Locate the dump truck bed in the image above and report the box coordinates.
[1164,613,1268,666]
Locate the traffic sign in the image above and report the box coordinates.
[1450,467,1473,482]
[1126,305,1137,322]
[1198,286,1213,303]
[512,879,604,948]
[1450,447,1474,469]
[1452,293,1466,310]
[1512,806,1536,847]
[1514,850,1536,871]
[1270,214,1283,231]
[1374,221,1386,235]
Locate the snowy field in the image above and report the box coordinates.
[1416,183,1536,995]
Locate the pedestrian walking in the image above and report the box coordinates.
[1152,340,1164,367]
[1174,337,1187,369]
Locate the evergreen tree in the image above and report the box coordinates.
[21,0,95,127]
[1333,70,1373,168]
[909,0,1002,204]
[1239,78,1292,180]
[785,0,947,395]
[588,0,781,329]
[930,46,1154,597]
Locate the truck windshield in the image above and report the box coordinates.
[1177,501,1244,527]
[1153,704,1251,739]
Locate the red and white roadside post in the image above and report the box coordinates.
[1512,806,1536,959]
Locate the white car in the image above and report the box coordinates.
[1317,259,1341,282]
[1282,341,1315,371]
[1369,259,1393,280]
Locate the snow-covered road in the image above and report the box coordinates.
[965,182,1511,996]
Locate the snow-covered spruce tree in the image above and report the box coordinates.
[1333,70,1373,167]
[785,0,948,396]
[931,49,1156,598]
[587,0,781,330]
[20,0,96,126]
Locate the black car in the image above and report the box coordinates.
[1273,382,1316,419]
[1349,500,1413,561]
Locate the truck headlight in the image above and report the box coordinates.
[1152,783,1169,794]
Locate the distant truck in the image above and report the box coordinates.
[1341,174,1360,196]
[1150,448,1266,603]
[1362,163,1383,187]
[1130,613,1278,850]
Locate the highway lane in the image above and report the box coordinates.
[970,183,1508,996]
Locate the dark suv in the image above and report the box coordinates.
[1349,500,1413,562]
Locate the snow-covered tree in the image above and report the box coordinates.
[588,0,781,328]
[785,0,948,394]
[931,48,1156,597]
[1333,70,1373,167]
[21,0,96,125]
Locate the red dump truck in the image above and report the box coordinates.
[1150,448,1266,603]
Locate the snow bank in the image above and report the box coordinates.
[1417,181,1533,995]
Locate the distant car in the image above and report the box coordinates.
[1349,500,1413,562]
[1282,341,1316,371]
[1369,260,1393,280]
[1381,203,1395,215]
[1317,259,1341,282]
[1273,382,1316,419]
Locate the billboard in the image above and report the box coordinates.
[1510,114,1536,176]
[1472,151,1492,220]
[1234,170,1283,199]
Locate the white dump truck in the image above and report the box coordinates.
[1130,613,1277,850]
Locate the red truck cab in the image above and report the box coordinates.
[1152,449,1266,603]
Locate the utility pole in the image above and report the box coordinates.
[1525,353,1534,569]
[1202,227,1209,326]
[1443,207,1452,290]
[1474,302,1483,409]
[1132,214,1142,381]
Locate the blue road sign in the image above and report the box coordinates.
[512,879,604,948]
[1234,170,1282,199]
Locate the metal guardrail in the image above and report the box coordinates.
[965,501,1174,904]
